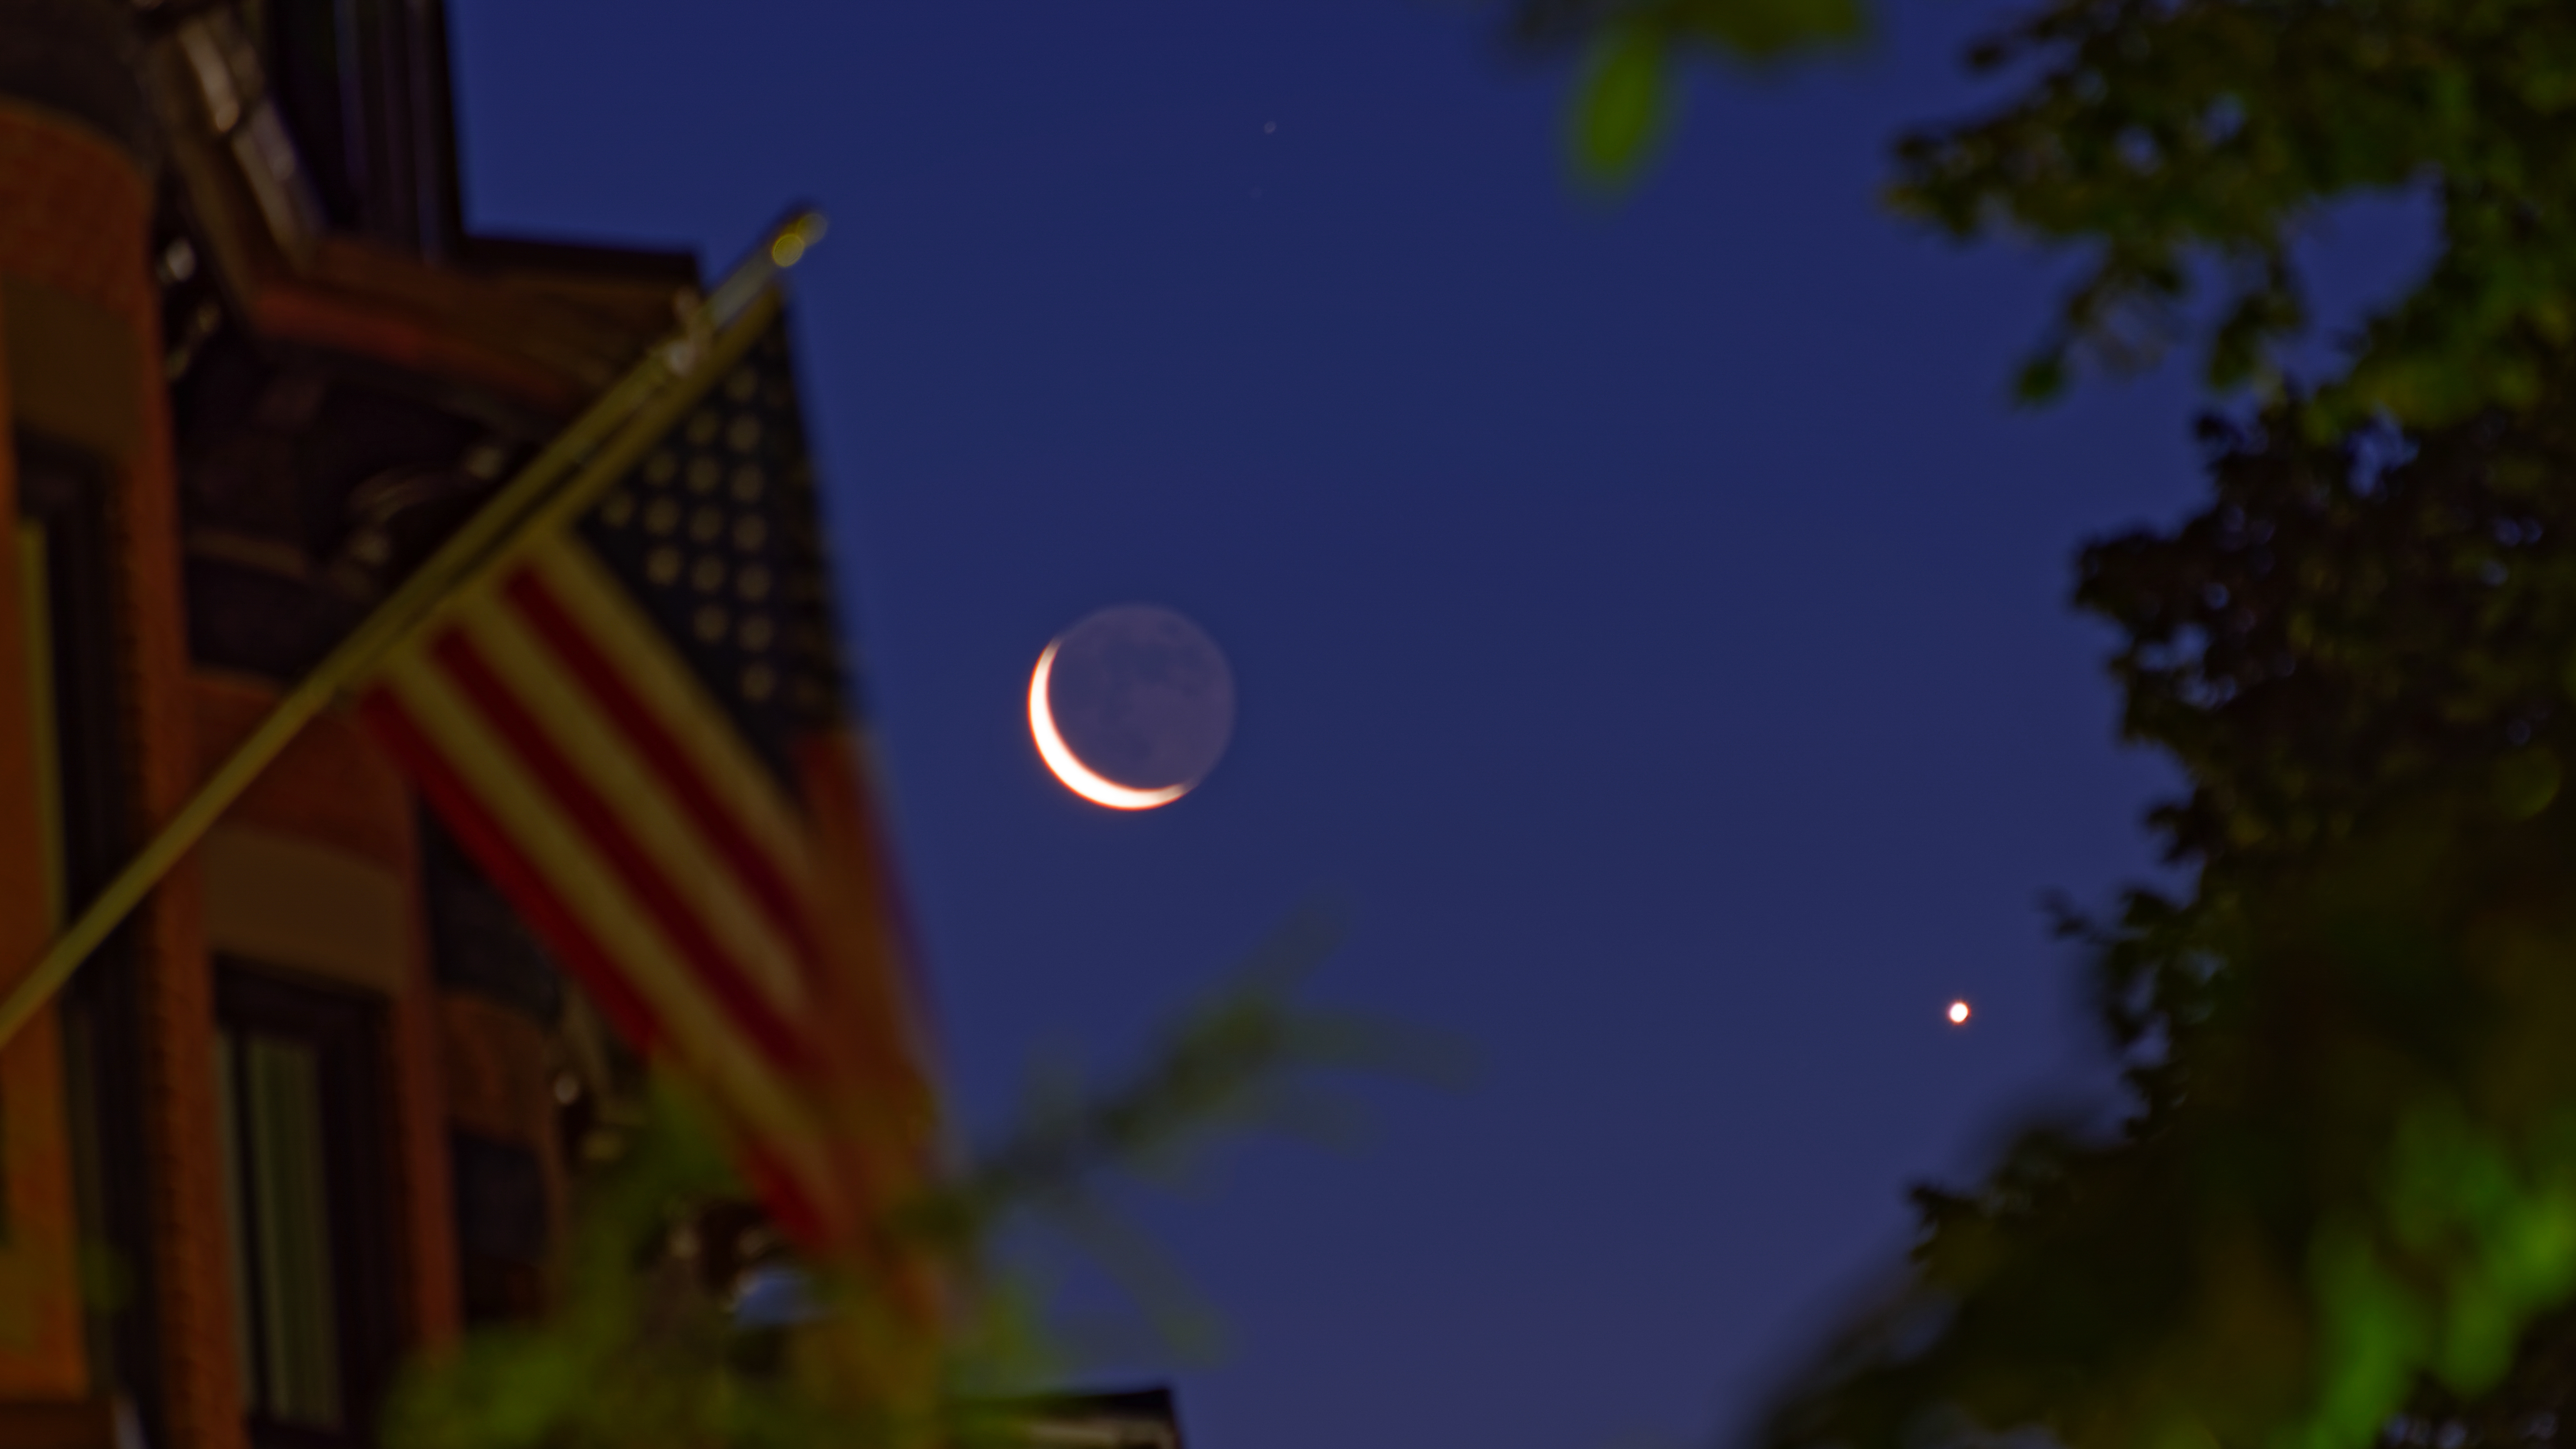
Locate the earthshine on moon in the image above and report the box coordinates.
[1028,605,1235,810]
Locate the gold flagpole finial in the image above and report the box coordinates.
[771,210,828,267]
[707,208,828,329]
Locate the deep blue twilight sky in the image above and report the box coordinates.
[447,7,2422,1449]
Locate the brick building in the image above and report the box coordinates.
[0,2,890,1446]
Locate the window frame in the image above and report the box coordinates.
[257,0,463,256]
[18,435,165,1442]
[213,960,401,1449]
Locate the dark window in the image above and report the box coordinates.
[419,809,561,1325]
[447,1131,547,1325]
[258,0,463,255]
[19,437,163,1446]
[418,808,560,1020]
[213,965,400,1449]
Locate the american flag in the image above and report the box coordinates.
[355,311,938,1277]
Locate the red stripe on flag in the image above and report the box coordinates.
[429,625,819,1074]
[797,733,936,1011]
[739,1140,832,1250]
[359,688,667,1055]
[504,568,822,969]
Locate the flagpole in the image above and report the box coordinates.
[0,209,829,1051]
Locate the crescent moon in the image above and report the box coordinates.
[1028,642,1192,810]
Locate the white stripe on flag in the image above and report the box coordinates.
[377,647,843,1213]
[532,540,813,880]
[456,585,812,1017]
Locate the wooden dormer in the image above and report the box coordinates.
[149,2,693,414]
[142,2,709,687]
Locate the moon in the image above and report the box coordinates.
[1028,605,1234,810]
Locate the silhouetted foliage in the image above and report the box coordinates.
[1542,1,2576,434]
[1496,4,2576,1449]
[1740,395,2576,1449]
[1508,0,1863,176]
[381,914,1402,1449]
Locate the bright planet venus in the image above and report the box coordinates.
[1028,604,1236,810]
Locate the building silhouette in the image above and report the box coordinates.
[0,2,908,1446]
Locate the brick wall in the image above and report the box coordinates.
[0,98,243,1449]
[190,675,463,1358]
[0,122,83,1407]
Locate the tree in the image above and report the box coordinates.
[379,914,1407,1449]
[1506,5,2576,1449]
[1752,376,2576,1449]
[1540,0,2576,427]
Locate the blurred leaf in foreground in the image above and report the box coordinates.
[382,909,1436,1449]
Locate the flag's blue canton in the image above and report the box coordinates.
[576,321,852,795]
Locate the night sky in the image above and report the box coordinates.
[446,5,2425,1449]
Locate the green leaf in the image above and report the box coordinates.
[1665,0,1864,60]
[1571,27,1673,185]
[2013,351,2069,405]
[2494,749,2562,820]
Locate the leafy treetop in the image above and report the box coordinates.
[1508,5,2576,1449]
[1546,0,2576,431]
